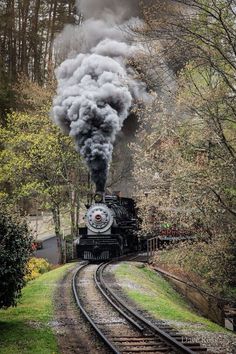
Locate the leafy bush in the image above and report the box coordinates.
[156,233,236,299]
[0,211,32,308]
[25,257,51,282]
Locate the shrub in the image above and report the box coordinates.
[25,257,51,282]
[156,232,236,299]
[0,211,32,308]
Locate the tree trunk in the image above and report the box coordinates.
[20,0,30,75]
[32,0,41,82]
[70,186,80,260]
[52,205,65,264]
[6,0,15,81]
[48,0,58,79]
[43,1,53,80]
[70,188,76,240]
[75,196,80,236]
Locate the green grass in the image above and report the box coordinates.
[0,263,74,354]
[114,263,228,333]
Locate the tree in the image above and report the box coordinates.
[0,210,32,308]
[131,0,236,295]
[0,0,76,84]
[0,109,87,263]
[0,0,78,120]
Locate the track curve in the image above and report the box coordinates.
[72,261,207,354]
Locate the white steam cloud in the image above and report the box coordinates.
[52,0,149,192]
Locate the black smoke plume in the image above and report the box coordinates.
[52,0,149,192]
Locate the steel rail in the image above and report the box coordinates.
[72,259,206,354]
[96,261,202,354]
[72,262,121,354]
[94,263,144,332]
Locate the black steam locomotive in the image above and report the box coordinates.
[75,192,139,260]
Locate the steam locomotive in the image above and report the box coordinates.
[75,192,139,260]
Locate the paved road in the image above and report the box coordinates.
[34,236,59,264]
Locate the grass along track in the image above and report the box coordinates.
[112,262,235,353]
[113,263,225,332]
[0,263,75,354]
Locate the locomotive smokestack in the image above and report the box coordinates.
[52,0,150,192]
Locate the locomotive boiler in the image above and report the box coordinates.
[75,192,139,260]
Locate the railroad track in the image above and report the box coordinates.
[72,261,207,354]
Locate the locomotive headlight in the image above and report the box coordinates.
[86,204,113,233]
[94,193,104,203]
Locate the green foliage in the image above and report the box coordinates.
[0,211,32,309]
[0,110,86,209]
[25,257,51,282]
[0,106,87,262]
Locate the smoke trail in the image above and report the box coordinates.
[52,0,149,192]
[77,0,140,22]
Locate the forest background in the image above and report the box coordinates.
[0,0,235,298]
